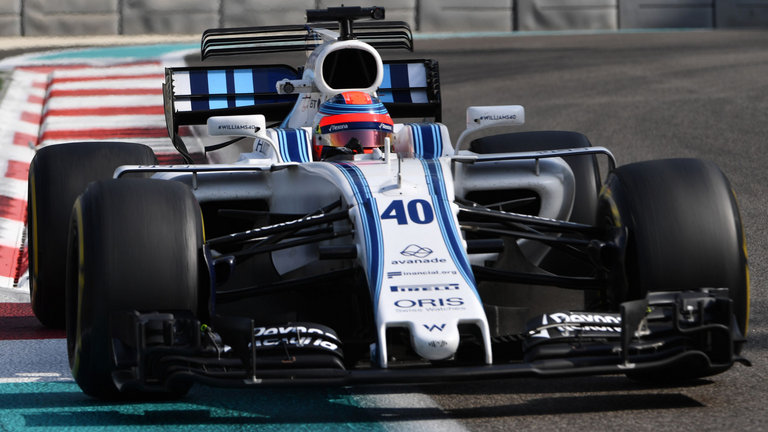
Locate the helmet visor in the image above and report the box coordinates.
[323,129,393,150]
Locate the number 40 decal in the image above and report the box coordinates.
[381,199,434,225]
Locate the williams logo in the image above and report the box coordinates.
[424,324,446,332]
[478,114,517,121]
[400,244,433,258]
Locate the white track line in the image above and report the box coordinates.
[353,392,469,432]
[0,339,72,383]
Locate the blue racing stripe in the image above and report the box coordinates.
[207,69,228,109]
[278,129,288,162]
[388,63,411,103]
[225,70,236,108]
[426,124,442,159]
[319,103,388,116]
[251,68,269,93]
[233,69,255,107]
[412,124,423,157]
[299,130,312,162]
[189,69,209,111]
[277,129,312,162]
[420,159,478,294]
[276,129,312,163]
[332,163,383,307]
[409,124,443,159]
[379,64,393,103]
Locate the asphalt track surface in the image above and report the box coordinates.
[1,29,767,431]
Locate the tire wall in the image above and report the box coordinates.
[1,0,766,37]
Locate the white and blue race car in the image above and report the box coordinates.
[27,7,750,398]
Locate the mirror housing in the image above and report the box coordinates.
[207,115,266,138]
[466,105,525,130]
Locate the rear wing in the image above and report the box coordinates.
[380,59,441,122]
[163,64,301,128]
[163,59,441,134]
[201,21,413,59]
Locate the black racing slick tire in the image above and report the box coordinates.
[28,142,157,328]
[471,131,600,225]
[66,179,202,399]
[600,158,749,356]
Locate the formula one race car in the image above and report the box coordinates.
[27,7,750,398]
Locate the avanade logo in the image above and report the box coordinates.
[400,244,433,258]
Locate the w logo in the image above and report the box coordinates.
[423,324,446,332]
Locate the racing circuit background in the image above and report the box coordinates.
[0,0,767,37]
[0,12,767,432]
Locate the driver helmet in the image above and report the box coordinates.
[313,91,394,160]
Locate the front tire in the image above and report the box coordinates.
[66,179,203,398]
[599,158,749,377]
[28,142,157,328]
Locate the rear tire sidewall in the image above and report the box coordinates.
[28,142,157,328]
[66,178,202,398]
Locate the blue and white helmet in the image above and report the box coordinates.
[313,91,394,160]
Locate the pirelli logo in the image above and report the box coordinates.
[390,284,460,293]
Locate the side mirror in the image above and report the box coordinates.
[455,106,525,152]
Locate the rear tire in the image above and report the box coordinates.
[470,131,602,320]
[66,179,202,398]
[471,131,600,225]
[599,158,749,378]
[472,131,601,274]
[28,142,157,328]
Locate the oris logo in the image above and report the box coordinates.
[394,298,464,308]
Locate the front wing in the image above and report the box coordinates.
[110,288,748,392]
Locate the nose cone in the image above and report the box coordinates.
[411,322,460,361]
